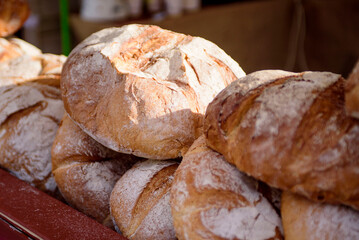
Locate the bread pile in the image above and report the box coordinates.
[0,38,66,197]
[202,69,359,239]
[1,15,358,238]
[53,24,245,237]
[0,2,67,195]
[52,24,359,239]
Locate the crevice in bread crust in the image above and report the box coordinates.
[128,164,177,236]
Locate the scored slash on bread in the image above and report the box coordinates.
[110,160,178,240]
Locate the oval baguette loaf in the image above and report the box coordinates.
[52,114,141,227]
[110,159,178,240]
[61,24,245,159]
[204,70,359,209]
[345,60,359,119]
[171,135,283,240]
[281,191,359,240]
[0,0,29,37]
[0,82,64,194]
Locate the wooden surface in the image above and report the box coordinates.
[0,168,127,240]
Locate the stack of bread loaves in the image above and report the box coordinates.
[0,37,66,196]
[53,24,245,238]
[54,23,359,239]
[201,69,359,239]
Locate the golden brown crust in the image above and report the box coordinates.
[171,135,283,240]
[204,70,359,209]
[52,114,140,227]
[110,160,178,240]
[0,38,66,87]
[345,60,359,119]
[281,192,359,240]
[61,24,245,159]
[0,0,29,37]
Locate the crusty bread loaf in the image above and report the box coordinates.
[110,159,178,240]
[61,24,245,159]
[0,0,29,37]
[171,135,283,240]
[52,114,141,227]
[281,191,359,240]
[0,38,66,87]
[345,60,359,119]
[0,82,64,194]
[204,70,359,209]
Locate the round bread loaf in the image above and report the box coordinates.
[0,38,66,87]
[0,82,64,194]
[0,0,29,37]
[61,24,245,159]
[345,60,359,119]
[52,114,141,227]
[110,159,178,240]
[170,135,283,240]
[204,70,359,209]
[281,191,359,240]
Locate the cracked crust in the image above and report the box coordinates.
[204,70,359,210]
[61,24,245,159]
[170,135,283,240]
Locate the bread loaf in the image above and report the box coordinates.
[281,191,359,240]
[110,159,178,240]
[0,38,66,87]
[61,24,245,159]
[0,82,64,194]
[0,0,29,37]
[171,135,283,240]
[345,60,359,119]
[204,70,359,209]
[52,114,141,227]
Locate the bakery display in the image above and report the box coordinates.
[0,82,64,194]
[345,60,359,119]
[171,135,283,240]
[52,114,141,227]
[0,14,357,238]
[61,24,245,159]
[204,70,359,209]
[0,0,29,37]
[281,191,359,240]
[110,160,178,240]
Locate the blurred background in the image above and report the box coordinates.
[15,0,359,77]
